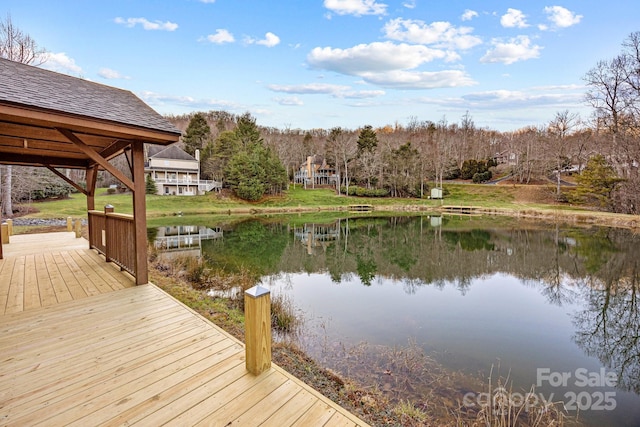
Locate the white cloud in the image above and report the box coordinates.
[460,88,583,109]
[308,42,447,75]
[246,32,281,47]
[205,29,235,44]
[323,0,387,17]
[480,36,541,65]
[461,9,478,21]
[543,6,582,29]
[98,68,130,80]
[268,83,385,98]
[199,0,216,3]
[114,17,178,31]
[500,8,528,28]
[359,69,476,89]
[383,18,482,50]
[268,83,352,95]
[342,90,386,99]
[307,41,476,90]
[139,91,241,110]
[403,0,416,9]
[40,52,82,75]
[274,96,304,106]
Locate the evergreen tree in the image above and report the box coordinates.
[145,174,157,195]
[182,112,211,156]
[572,155,623,209]
[235,112,263,148]
[357,125,378,154]
[223,113,287,201]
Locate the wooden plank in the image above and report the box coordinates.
[52,252,88,300]
[35,253,58,307]
[223,379,303,426]
[3,325,215,413]
[0,257,16,315]
[65,250,116,294]
[23,255,41,310]
[71,249,127,290]
[18,338,239,426]
[5,255,25,314]
[66,343,243,426]
[163,370,278,426]
[59,250,102,296]
[0,285,187,336]
[325,413,361,427]
[292,400,338,427]
[121,358,248,426]
[75,249,133,288]
[261,388,319,427]
[0,298,185,359]
[43,252,73,304]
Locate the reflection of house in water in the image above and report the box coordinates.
[294,222,340,255]
[154,225,223,259]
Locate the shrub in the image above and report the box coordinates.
[340,186,389,197]
[472,171,493,183]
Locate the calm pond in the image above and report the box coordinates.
[151,214,640,427]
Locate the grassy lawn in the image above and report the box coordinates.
[15,183,630,224]
[19,186,437,219]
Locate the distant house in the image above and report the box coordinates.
[294,155,339,187]
[493,150,518,166]
[145,145,221,195]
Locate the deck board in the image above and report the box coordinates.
[0,233,369,427]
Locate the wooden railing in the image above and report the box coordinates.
[88,208,136,275]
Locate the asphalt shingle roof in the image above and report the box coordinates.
[149,145,196,161]
[0,58,181,136]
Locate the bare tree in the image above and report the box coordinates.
[584,32,640,213]
[326,127,357,195]
[547,110,580,196]
[0,14,47,217]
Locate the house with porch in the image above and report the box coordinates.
[145,145,221,195]
[294,155,339,187]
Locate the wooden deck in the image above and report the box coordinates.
[0,233,368,426]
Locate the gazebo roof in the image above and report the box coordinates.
[0,58,181,169]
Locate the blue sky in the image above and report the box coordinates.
[4,0,639,131]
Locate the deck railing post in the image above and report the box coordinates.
[6,219,12,236]
[244,285,271,376]
[66,217,72,232]
[1,223,9,244]
[74,219,82,238]
[104,205,114,262]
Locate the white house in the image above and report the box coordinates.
[145,145,221,195]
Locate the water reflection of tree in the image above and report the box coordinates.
[202,219,289,275]
[572,247,640,394]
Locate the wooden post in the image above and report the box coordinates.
[74,219,82,238]
[1,223,8,244]
[104,205,114,262]
[244,285,271,375]
[66,217,73,231]
[6,219,12,236]
[131,142,149,285]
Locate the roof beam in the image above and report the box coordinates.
[45,165,89,196]
[99,139,134,161]
[0,152,88,168]
[56,127,135,190]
